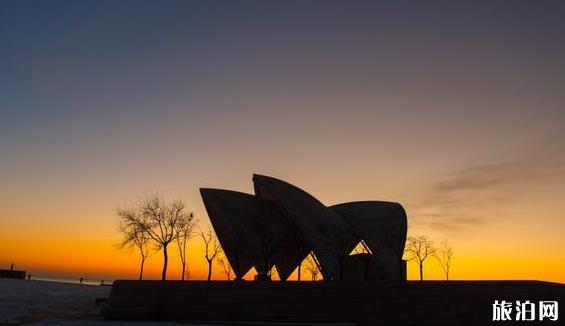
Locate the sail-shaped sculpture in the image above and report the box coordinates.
[331,201,407,280]
[200,175,407,281]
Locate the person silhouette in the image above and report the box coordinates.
[27,274,31,280]
[10,263,14,271]
[80,277,83,283]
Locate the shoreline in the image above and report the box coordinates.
[30,276,113,286]
[0,278,110,324]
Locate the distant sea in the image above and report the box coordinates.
[31,275,113,286]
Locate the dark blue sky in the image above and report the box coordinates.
[2,0,565,193]
[1,1,565,280]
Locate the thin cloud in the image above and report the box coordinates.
[411,152,565,232]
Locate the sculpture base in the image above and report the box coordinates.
[102,280,563,325]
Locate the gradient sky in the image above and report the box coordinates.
[1,1,565,282]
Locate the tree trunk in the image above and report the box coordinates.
[139,257,145,280]
[419,261,423,281]
[207,260,212,281]
[181,262,186,281]
[363,257,369,280]
[398,258,404,281]
[234,252,241,280]
[162,244,168,281]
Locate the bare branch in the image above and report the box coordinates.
[200,226,222,281]
[434,240,454,281]
[217,254,233,281]
[404,234,436,281]
[116,193,193,280]
[304,253,321,281]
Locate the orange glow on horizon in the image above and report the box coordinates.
[1,227,564,283]
[2,0,565,288]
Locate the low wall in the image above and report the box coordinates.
[0,269,26,279]
[102,280,564,325]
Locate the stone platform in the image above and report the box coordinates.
[0,269,26,279]
[102,280,564,325]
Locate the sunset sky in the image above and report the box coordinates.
[1,1,564,282]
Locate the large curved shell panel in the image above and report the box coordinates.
[331,201,407,280]
[200,188,293,278]
[253,174,358,279]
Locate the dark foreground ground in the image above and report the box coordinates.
[0,278,109,324]
[2,278,562,325]
[0,279,185,325]
[104,280,564,326]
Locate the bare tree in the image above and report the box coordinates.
[217,255,233,280]
[117,193,191,280]
[175,212,196,281]
[248,216,287,281]
[321,227,355,280]
[184,266,192,281]
[304,254,320,281]
[200,226,222,281]
[434,240,454,281]
[288,239,308,282]
[184,265,191,280]
[268,266,278,280]
[117,221,151,280]
[404,235,435,281]
[352,242,367,255]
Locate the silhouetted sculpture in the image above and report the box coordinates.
[200,174,408,281]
